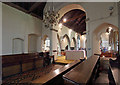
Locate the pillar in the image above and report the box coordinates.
[49,26,53,56]
[118,2,120,55]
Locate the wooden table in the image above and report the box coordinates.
[63,55,99,84]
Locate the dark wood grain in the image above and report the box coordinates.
[110,64,120,85]
[32,60,81,84]
[59,9,86,34]
[63,55,99,84]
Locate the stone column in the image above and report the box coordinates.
[49,26,53,56]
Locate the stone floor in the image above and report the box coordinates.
[94,57,112,85]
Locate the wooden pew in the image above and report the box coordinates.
[2,53,43,78]
[108,60,120,85]
[63,55,100,85]
[32,60,81,84]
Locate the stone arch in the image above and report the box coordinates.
[62,34,70,50]
[93,23,118,40]
[58,4,86,19]
[71,37,76,50]
[93,22,119,55]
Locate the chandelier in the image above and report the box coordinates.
[43,2,60,28]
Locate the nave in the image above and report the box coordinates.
[0,1,120,85]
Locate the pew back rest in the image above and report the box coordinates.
[2,53,43,78]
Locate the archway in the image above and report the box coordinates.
[61,34,70,51]
[58,4,86,19]
[71,37,76,50]
[58,4,87,51]
[93,23,119,56]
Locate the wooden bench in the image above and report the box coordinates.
[32,60,81,84]
[63,55,100,85]
[2,53,43,78]
[108,60,120,85]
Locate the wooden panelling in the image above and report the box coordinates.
[22,62,34,72]
[35,59,43,69]
[2,53,44,78]
[3,65,21,77]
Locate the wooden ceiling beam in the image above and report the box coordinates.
[63,13,85,23]
[79,19,85,26]
[66,15,85,30]
[28,2,43,13]
[4,2,43,20]
[4,2,28,13]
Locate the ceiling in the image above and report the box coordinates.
[4,2,46,19]
[4,2,86,34]
[59,9,86,34]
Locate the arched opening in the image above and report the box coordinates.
[93,23,119,57]
[71,37,76,50]
[58,4,86,19]
[58,4,87,51]
[55,4,87,63]
[61,34,70,51]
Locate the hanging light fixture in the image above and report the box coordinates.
[43,2,60,28]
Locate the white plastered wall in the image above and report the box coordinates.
[2,3,42,55]
[0,2,2,84]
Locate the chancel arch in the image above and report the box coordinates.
[12,38,24,54]
[58,4,87,52]
[93,23,119,55]
[58,4,86,19]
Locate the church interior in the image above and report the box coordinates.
[0,1,120,85]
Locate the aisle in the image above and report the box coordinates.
[94,57,110,84]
